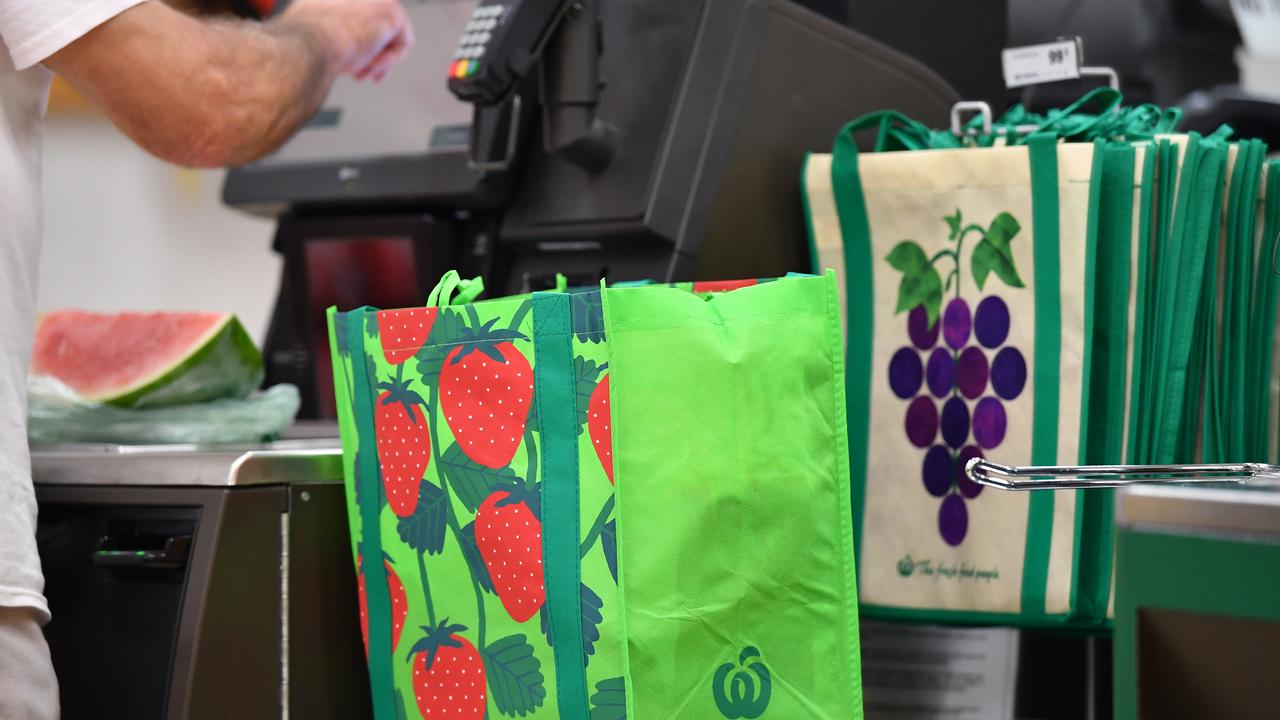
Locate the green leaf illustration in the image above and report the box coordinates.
[885,240,929,274]
[413,308,467,387]
[574,357,607,434]
[395,478,447,555]
[886,241,944,326]
[971,212,1025,291]
[438,442,518,513]
[365,311,380,339]
[482,635,547,717]
[394,689,409,720]
[335,314,351,358]
[900,270,944,327]
[582,583,603,666]
[589,677,627,720]
[601,519,618,584]
[538,604,554,648]
[944,209,963,241]
[985,211,1021,251]
[569,289,607,344]
[459,520,495,594]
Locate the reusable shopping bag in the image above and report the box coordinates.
[804,90,1280,626]
[328,271,863,719]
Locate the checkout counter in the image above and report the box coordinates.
[33,438,368,719]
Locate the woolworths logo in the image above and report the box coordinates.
[898,554,917,577]
[712,646,772,718]
[896,554,1001,582]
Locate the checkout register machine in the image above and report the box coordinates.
[222,0,958,419]
[35,2,957,718]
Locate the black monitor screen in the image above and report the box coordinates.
[257,0,475,168]
[305,237,423,418]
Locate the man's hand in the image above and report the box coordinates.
[282,0,414,82]
[44,0,416,168]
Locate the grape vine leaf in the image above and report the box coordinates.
[601,519,618,585]
[482,635,547,717]
[438,442,518,512]
[582,583,603,666]
[971,212,1026,291]
[459,520,495,594]
[589,677,628,720]
[395,478,447,555]
[944,209,963,241]
[885,241,944,327]
[574,357,607,434]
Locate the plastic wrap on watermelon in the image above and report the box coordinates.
[26,377,300,445]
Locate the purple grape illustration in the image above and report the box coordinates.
[943,298,971,349]
[972,397,1008,449]
[889,347,924,400]
[938,494,968,547]
[956,346,989,399]
[886,208,1026,546]
[922,445,952,498]
[975,296,1011,348]
[991,347,1027,400]
[926,348,954,398]
[904,396,938,449]
[908,305,939,350]
[940,397,970,449]
[954,446,984,499]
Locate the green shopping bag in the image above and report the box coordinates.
[328,272,863,719]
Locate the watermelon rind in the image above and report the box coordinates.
[97,314,264,409]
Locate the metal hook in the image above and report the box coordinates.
[964,457,1280,491]
[951,100,993,137]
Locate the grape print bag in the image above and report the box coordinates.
[803,118,1145,625]
[327,272,864,719]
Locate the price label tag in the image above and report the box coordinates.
[1001,39,1081,89]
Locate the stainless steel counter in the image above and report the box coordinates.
[1117,484,1280,539]
[31,438,344,488]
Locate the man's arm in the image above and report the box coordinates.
[44,0,413,168]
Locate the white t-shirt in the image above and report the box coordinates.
[0,0,145,621]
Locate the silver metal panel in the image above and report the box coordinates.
[1117,485,1280,539]
[31,440,344,488]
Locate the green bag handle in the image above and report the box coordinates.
[425,270,486,308]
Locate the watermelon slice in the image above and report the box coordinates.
[31,311,263,409]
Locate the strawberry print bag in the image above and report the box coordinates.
[328,271,863,719]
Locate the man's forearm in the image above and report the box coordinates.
[188,16,339,166]
[46,2,340,167]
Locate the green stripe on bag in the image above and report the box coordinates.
[1022,134,1062,617]
[830,122,876,556]
[347,308,396,719]
[531,293,590,720]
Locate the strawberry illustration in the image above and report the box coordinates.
[439,319,533,469]
[408,621,487,719]
[377,307,439,365]
[588,374,614,484]
[693,278,758,293]
[475,483,545,622]
[375,370,431,517]
[356,554,408,657]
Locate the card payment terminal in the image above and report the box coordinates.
[447,0,574,105]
